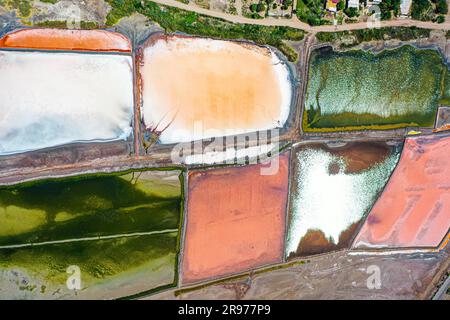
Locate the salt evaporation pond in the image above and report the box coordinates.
[286,143,401,258]
[0,50,133,155]
[353,134,450,249]
[0,29,132,52]
[0,169,182,299]
[304,45,448,130]
[140,35,293,144]
[183,153,289,283]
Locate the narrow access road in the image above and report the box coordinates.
[150,0,450,31]
[432,275,450,300]
[0,229,179,249]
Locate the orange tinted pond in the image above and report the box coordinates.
[0,29,131,52]
[182,153,290,283]
[139,35,293,144]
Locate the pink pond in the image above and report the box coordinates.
[353,134,450,249]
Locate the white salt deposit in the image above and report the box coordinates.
[0,50,134,155]
[183,143,276,165]
[285,147,400,256]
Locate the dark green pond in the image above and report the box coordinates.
[304,45,449,130]
[0,170,182,246]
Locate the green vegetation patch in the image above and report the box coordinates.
[379,0,401,20]
[439,70,450,105]
[316,27,431,47]
[39,0,60,4]
[303,45,448,131]
[0,170,182,246]
[34,20,100,29]
[105,0,304,61]
[411,0,447,23]
[4,0,32,17]
[296,0,328,26]
[0,233,178,298]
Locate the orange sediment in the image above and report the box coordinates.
[436,233,450,251]
[353,134,450,249]
[433,124,450,133]
[182,153,290,283]
[0,29,131,53]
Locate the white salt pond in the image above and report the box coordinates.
[140,36,293,144]
[0,50,134,155]
[285,147,400,257]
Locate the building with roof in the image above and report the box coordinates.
[326,0,340,12]
[400,0,412,16]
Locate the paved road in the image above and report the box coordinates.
[151,0,450,31]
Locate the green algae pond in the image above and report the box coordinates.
[304,45,450,131]
[0,169,184,299]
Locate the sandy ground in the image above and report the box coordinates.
[330,142,392,174]
[31,0,111,26]
[0,29,131,52]
[354,133,450,248]
[147,244,450,300]
[139,35,292,144]
[181,152,290,284]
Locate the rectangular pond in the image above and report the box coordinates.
[182,152,290,283]
[0,48,133,155]
[286,142,401,258]
[139,35,293,144]
[0,169,183,299]
[304,45,449,131]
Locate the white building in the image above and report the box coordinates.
[400,0,412,16]
[348,0,360,8]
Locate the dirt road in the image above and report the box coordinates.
[146,245,450,300]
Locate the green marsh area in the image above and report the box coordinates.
[105,0,304,62]
[0,169,183,298]
[304,45,450,131]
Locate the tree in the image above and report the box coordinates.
[435,0,448,14]
[345,7,359,17]
[411,0,432,20]
[436,14,445,23]
[337,0,345,10]
[379,0,401,20]
[256,2,265,12]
